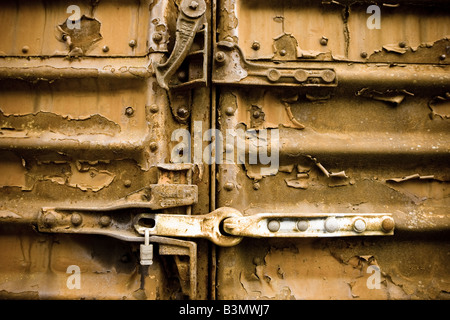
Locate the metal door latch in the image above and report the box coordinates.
[134,208,395,247]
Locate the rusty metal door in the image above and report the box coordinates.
[0,0,449,301]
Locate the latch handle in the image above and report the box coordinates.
[154,0,206,90]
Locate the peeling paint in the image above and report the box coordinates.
[356,88,414,106]
[386,174,449,203]
[0,110,121,137]
[57,15,102,56]
[429,92,450,119]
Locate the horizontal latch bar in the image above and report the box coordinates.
[223,213,395,238]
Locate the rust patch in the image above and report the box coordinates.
[0,151,27,189]
[429,93,450,119]
[356,88,414,107]
[57,15,102,56]
[386,174,450,203]
[44,162,115,192]
[272,33,298,60]
[368,38,450,64]
[0,110,120,137]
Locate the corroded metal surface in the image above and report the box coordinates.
[0,0,449,300]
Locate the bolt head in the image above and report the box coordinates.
[324,217,339,233]
[353,218,366,233]
[279,49,287,56]
[99,215,111,227]
[71,213,83,226]
[267,68,281,82]
[320,37,328,46]
[215,51,226,63]
[398,41,407,48]
[149,142,158,152]
[252,110,261,119]
[253,182,260,190]
[251,41,260,51]
[223,182,234,191]
[177,106,189,118]
[381,217,395,232]
[267,220,280,232]
[360,51,368,59]
[321,70,336,83]
[224,106,235,116]
[297,219,309,232]
[43,213,56,227]
[152,32,163,43]
[294,69,308,82]
[22,46,29,54]
[129,40,136,48]
[125,106,134,117]
[149,104,159,113]
[124,179,132,188]
[440,54,446,60]
[102,45,109,52]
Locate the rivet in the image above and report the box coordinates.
[124,179,132,188]
[99,215,111,227]
[267,220,280,232]
[294,69,308,82]
[251,41,260,51]
[150,142,158,152]
[43,213,56,227]
[321,70,336,83]
[21,46,29,54]
[71,213,83,226]
[297,219,309,232]
[267,68,281,82]
[177,70,188,82]
[253,182,260,190]
[102,45,109,53]
[224,106,235,116]
[177,106,189,118]
[189,0,199,10]
[223,182,234,191]
[125,106,134,117]
[149,104,159,113]
[252,110,261,119]
[381,217,395,232]
[353,218,366,233]
[279,49,287,56]
[320,37,328,46]
[398,41,407,48]
[129,40,136,48]
[152,32,163,43]
[360,51,368,59]
[439,54,446,60]
[215,51,226,64]
[324,217,339,233]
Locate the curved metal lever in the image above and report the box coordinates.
[154,0,206,90]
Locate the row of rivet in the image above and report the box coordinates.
[267,216,394,233]
[43,213,112,228]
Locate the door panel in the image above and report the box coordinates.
[0,0,449,300]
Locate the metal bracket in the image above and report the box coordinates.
[213,41,338,88]
[154,0,208,123]
[223,213,395,238]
